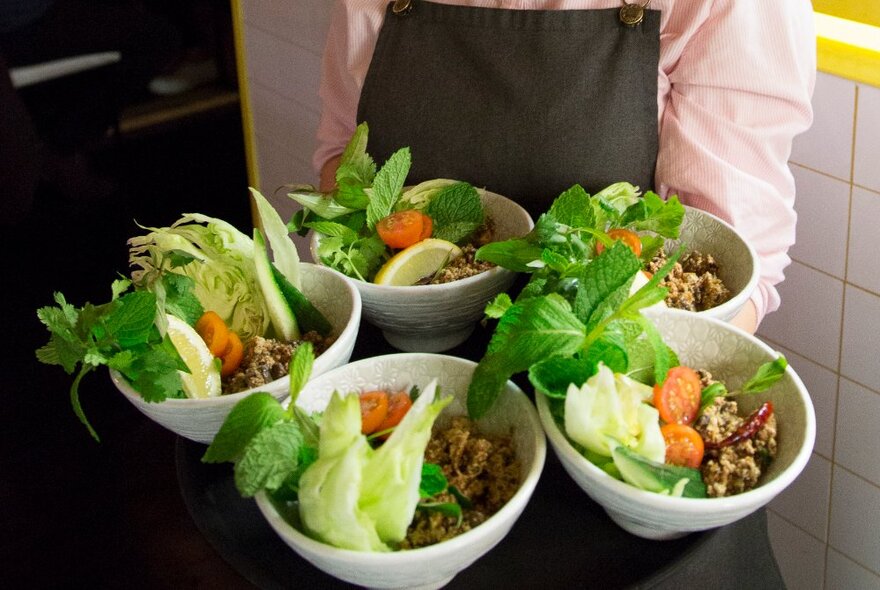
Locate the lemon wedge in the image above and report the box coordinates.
[166,314,222,399]
[373,238,463,286]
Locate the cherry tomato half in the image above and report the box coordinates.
[359,390,390,435]
[376,210,433,249]
[661,423,705,468]
[595,228,643,257]
[375,391,413,438]
[653,365,703,425]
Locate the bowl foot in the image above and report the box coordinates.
[382,325,474,352]
[367,574,456,590]
[605,510,693,541]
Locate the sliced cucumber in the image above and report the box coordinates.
[253,228,300,341]
[611,445,707,498]
[270,265,333,337]
[250,188,301,290]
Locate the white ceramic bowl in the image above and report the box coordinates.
[310,189,533,352]
[255,353,546,590]
[112,263,362,444]
[537,308,815,540]
[657,205,760,322]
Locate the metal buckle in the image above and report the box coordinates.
[392,0,413,16]
[619,0,651,27]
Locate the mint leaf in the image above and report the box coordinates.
[573,241,641,326]
[204,392,287,463]
[305,221,359,244]
[484,293,512,319]
[620,192,685,238]
[161,273,203,326]
[366,147,411,230]
[287,342,314,406]
[741,356,788,394]
[102,291,157,349]
[468,294,585,418]
[548,184,595,229]
[528,356,598,399]
[475,238,542,272]
[234,421,306,496]
[424,182,484,243]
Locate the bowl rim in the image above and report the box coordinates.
[537,308,815,512]
[308,187,534,291]
[675,205,761,320]
[111,262,362,407]
[254,352,547,562]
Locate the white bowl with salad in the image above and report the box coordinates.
[207,352,545,589]
[535,309,815,540]
[37,189,361,445]
[290,122,533,352]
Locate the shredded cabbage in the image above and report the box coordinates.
[564,363,665,463]
[298,380,451,551]
[128,213,270,340]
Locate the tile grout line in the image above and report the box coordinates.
[789,162,880,198]
[821,83,860,589]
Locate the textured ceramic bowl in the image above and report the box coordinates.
[656,205,760,322]
[254,353,546,590]
[310,189,533,352]
[537,308,815,541]
[112,263,362,444]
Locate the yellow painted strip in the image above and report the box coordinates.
[813,0,880,29]
[817,37,880,88]
[230,0,260,223]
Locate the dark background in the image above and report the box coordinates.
[3,79,259,588]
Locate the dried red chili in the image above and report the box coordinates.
[704,401,774,450]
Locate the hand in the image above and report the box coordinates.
[730,299,758,334]
[319,154,342,192]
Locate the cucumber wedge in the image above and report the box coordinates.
[253,228,300,341]
[250,188,301,290]
[611,445,707,498]
[270,265,333,337]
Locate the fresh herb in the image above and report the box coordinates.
[287,122,488,282]
[35,281,190,441]
[699,356,788,409]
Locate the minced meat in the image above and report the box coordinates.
[427,244,496,284]
[222,332,334,394]
[399,416,520,549]
[646,249,731,312]
[694,397,778,498]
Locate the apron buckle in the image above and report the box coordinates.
[392,0,413,16]
[619,0,650,27]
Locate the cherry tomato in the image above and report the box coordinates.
[653,365,702,425]
[195,311,230,357]
[219,331,244,377]
[375,391,413,438]
[359,390,390,435]
[661,423,705,468]
[376,210,433,249]
[595,228,643,257]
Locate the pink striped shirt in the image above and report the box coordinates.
[314,0,816,322]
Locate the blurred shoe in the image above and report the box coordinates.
[148,58,218,96]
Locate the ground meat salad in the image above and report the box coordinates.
[399,416,520,549]
[421,219,497,285]
[646,249,731,312]
[693,370,778,498]
[222,332,335,394]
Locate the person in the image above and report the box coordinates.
[0,0,180,220]
[311,0,816,334]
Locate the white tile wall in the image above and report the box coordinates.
[767,512,827,590]
[829,467,880,575]
[237,4,880,587]
[769,453,832,540]
[847,187,880,294]
[835,379,880,486]
[790,165,851,279]
[759,261,844,369]
[790,72,856,180]
[854,84,880,192]
[826,549,880,590]
[840,285,880,390]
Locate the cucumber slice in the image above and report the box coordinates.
[250,188,301,290]
[270,265,333,337]
[253,228,300,341]
[611,445,707,498]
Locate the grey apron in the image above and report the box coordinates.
[357,0,660,218]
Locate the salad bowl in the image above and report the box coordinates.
[536,308,815,540]
[309,188,534,353]
[112,263,362,444]
[654,205,760,322]
[254,353,547,589]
